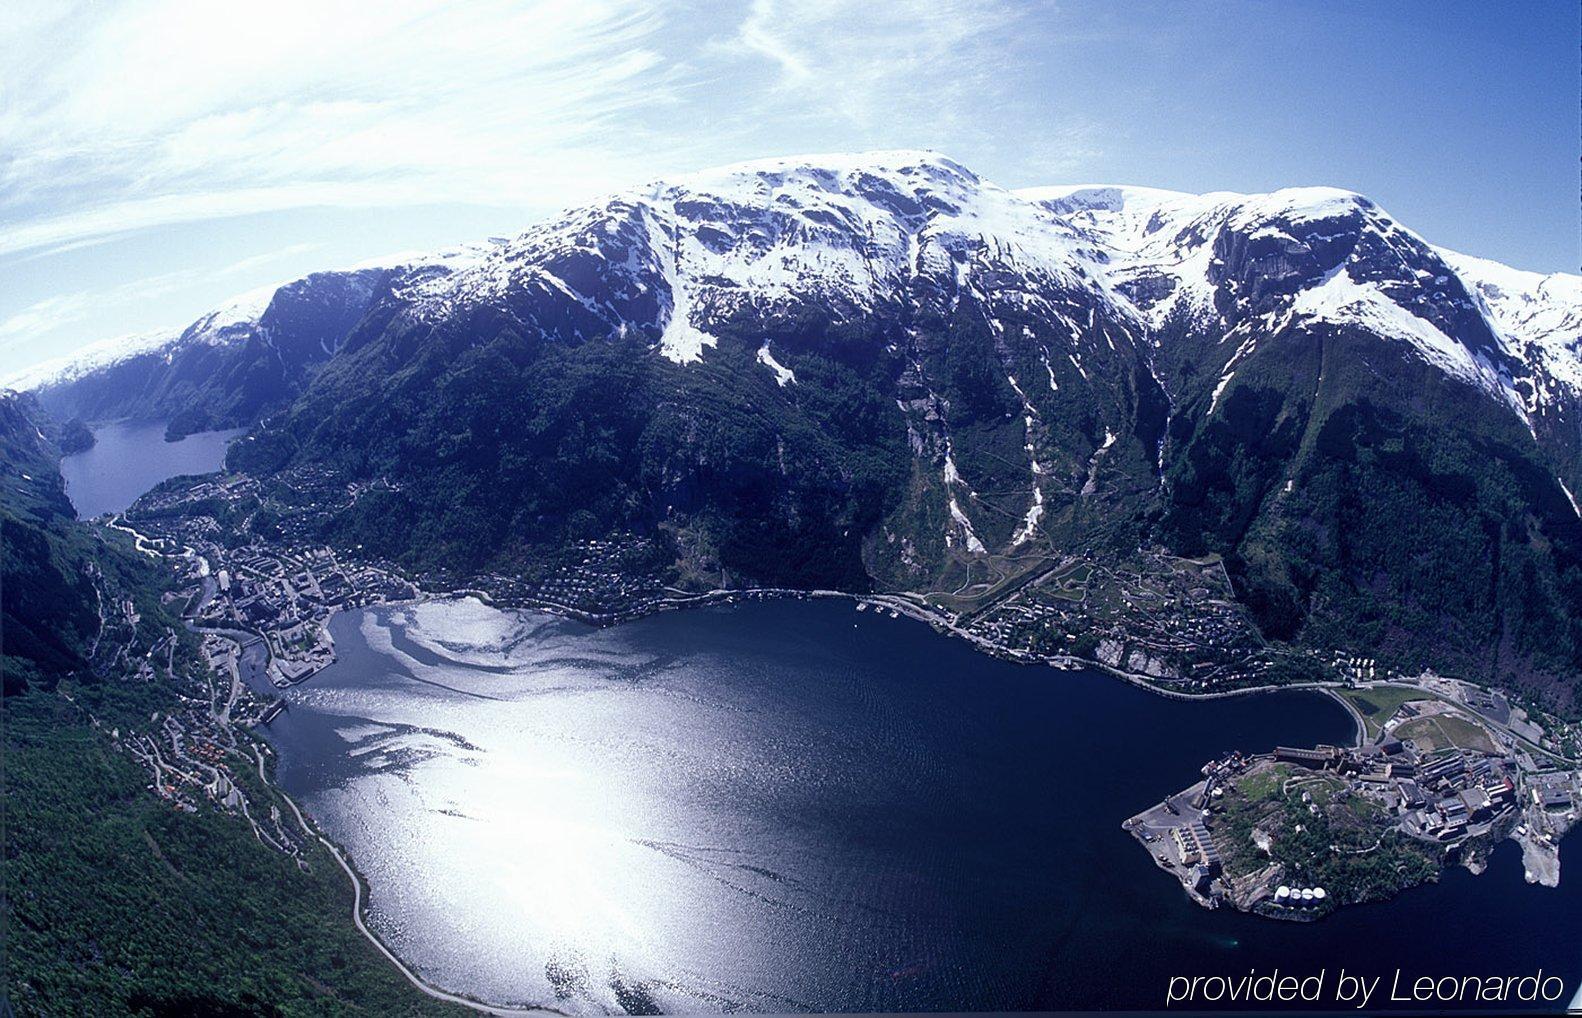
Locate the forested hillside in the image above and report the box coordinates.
[0,392,450,1015]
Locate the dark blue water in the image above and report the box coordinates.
[58,420,243,518]
[260,598,1582,1012]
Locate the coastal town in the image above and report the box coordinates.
[64,528,315,867]
[1126,679,1582,919]
[110,457,1582,735]
[946,551,1325,692]
[112,465,1312,704]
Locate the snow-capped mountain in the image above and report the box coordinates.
[21,151,1582,704]
[335,152,1154,559]
[20,242,503,436]
[1026,183,1541,414]
[4,327,183,394]
[392,152,1125,377]
[1440,250,1582,430]
[1025,180,1582,507]
[31,151,1576,451]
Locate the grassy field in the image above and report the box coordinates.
[1394,713,1498,754]
[1209,759,1437,908]
[1234,762,1291,802]
[1338,684,1436,738]
[1055,561,1094,586]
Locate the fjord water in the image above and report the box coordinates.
[261,598,1582,1013]
[58,420,243,518]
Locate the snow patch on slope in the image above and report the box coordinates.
[1288,265,1526,420]
[948,495,988,554]
[757,343,796,385]
[1560,478,1582,520]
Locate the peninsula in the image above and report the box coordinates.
[1127,680,1581,919]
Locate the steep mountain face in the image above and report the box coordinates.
[0,391,105,692]
[23,152,1582,708]
[1440,250,1582,495]
[235,155,1160,592]
[1032,184,1582,703]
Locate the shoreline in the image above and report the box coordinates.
[83,429,1580,1009]
[431,582,1361,708]
[248,743,567,1017]
[460,584,1579,766]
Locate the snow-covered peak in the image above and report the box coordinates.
[1440,249,1582,334]
[1024,183,1377,271]
[7,280,290,394]
[1017,183,1199,215]
[1442,249,1582,400]
[348,239,508,280]
[1441,249,1581,293]
[182,283,277,344]
[1224,186,1373,229]
[665,148,980,192]
[640,153,1119,361]
[1021,180,1521,394]
[406,149,1105,364]
[1021,183,1231,242]
[1022,183,1374,249]
[8,244,499,394]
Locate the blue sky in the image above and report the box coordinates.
[2,0,1576,379]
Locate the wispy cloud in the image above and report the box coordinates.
[714,0,1102,178]
[0,293,99,354]
[727,0,1019,126]
[0,0,695,257]
[2,1,1111,261]
[1,0,1567,383]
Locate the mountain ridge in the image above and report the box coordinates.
[17,150,1582,710]
[13,152,1578,416]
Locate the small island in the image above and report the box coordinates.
[1126,680,1582,919]
[57,416,95,455]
